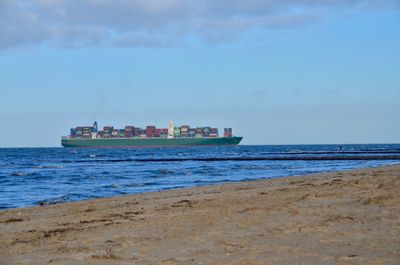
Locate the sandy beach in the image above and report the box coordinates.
[1,165,399,265]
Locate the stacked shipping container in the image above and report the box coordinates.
[146,126,156,138]
[68,122,235,139]
[224,128,233,137]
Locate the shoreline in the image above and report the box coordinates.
[4,163,399,211]
[1,165,399,264]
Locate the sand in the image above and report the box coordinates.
[1,165,399,265]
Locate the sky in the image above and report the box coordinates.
[0,0,399,147]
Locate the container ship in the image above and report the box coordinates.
[61,121,243,147]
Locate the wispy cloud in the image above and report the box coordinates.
[0,0,398,49]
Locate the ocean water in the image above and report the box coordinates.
[1,144,399,209]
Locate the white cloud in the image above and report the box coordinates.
[0,0,397,49]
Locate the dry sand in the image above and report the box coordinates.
[1,165,399,265]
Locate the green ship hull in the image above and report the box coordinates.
[61,136,243,148]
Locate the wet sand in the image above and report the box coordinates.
[1,165,399,265]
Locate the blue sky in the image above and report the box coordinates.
[0,0,399,147]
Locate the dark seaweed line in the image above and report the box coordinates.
[67,155,400,163]
[261,150,400,155]
[136,156,400,162]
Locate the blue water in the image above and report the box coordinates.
[1,144,399,209]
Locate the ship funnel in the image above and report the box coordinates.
[93,121,98,133]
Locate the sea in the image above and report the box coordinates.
[1,144,400,209]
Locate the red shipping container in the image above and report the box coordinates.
[146,126,155,137]
[146,126,155,131]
